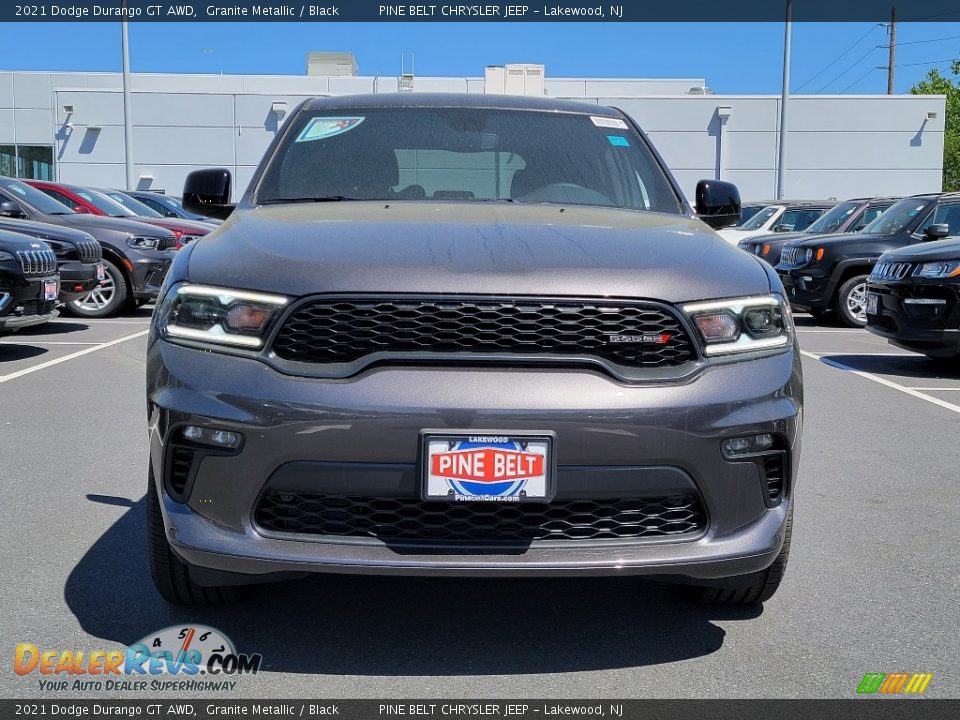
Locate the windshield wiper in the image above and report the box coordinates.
[260,195,361,204]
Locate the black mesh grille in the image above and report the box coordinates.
[20,299,56,316]
[762,454,786,502]
[167,447,195,497]
[158,237,179,251]
[272,298,696,369]
[255,492,706,543]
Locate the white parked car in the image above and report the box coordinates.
[717,202,833,245]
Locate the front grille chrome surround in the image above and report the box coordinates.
[76,239,102,264]
[870,261,914,281]
[16,249,58,276]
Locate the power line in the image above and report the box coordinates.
[900,10,960,22]
[840,67,881,94]
[816,46,881,93]
[895,58,956,68]
[795,24,881,92]
[888,34,960,47]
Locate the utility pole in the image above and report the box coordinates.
[887,6,896,94]
[121,6,135,190]
[776,0,792,200]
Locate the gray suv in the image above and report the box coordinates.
[146,94,802,606]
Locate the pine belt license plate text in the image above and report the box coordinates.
[44,280,58,301]
[422,432,554,503]
[867,293,879,315]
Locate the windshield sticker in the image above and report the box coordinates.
[591,116,628,130]
[10,185,26,196]
[296,117,365,143]
[607,135,630,147]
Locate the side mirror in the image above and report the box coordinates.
[74,206,91,214]
[183,168,235,220]
[0,200,26,218]
[924,223,950,240]
[773,224,792,233]
[164,210,178,218]
[695,180,741,229]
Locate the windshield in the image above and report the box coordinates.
[806,202,859,234]
[0,177,75,215]
[256,107,684,213]
[736,205,766,226]
[104,190,162,217]
[862,198,930,235]
[739,206,781,231]
[74,188,136,217]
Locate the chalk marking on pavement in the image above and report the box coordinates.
[800,349,960,416]
[0,330,148,384]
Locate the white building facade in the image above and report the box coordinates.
[0,66,946,204]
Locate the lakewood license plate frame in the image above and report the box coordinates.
[419,430,557,503]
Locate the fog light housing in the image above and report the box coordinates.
[181,425,243,449]
[722,433,776,458]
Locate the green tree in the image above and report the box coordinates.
[910,60,960,191]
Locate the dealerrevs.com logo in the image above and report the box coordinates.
[14,625,261,692]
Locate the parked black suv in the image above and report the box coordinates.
[0,214,102,303]
[0,177,176,317]
[867,233,960,361]
[147,94,802,608]
[740,197,898,266]
[777,194,948,327]
[0,228,59,334]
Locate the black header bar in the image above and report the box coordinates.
[7,0,960,23]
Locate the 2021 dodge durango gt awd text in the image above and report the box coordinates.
[146,94,802,606]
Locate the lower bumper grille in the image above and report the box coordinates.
[255,492,706,543]
[762,454,786,502]
[20,299,56,316]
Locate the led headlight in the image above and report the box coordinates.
[914,260,960,279]
[682,295,792,356]
[127,235,160,250]
[160,283,289,349]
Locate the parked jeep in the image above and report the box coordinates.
[147,94,802,607]
[0,228,59,334]
[777,194,951,327]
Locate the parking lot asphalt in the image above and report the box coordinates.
[1,310,958,699]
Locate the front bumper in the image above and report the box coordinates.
[57,260,101,302]
[147,341,802,581]
[0,271,58,332]
[777,266,832,311]
[128,250,175,300]
[866,279,960,357]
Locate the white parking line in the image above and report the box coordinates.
[800,350,960,416]
[0,341,101,346]
[0,330,148,384]
[908,387,960,392]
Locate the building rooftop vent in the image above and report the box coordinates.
[306,52,359,76]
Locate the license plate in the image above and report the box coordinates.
[96,263,106,281]
[422,432,554,503]
[867,293,879,316]
[44,280,58,301]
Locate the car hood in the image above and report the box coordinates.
[0,217,95,245]
[57,213,176,238]
[740,231,808,246]
[186,202,771,303]
[135,217,215,235]
[0,229,52,252]
[784,232,884,249]
[881,237,960,262]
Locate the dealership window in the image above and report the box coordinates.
[0,145,54,180]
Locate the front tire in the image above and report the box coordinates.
[63,259,128,318]
[689,507,793,605]
[147,467,241,605]
[834,274,870,328]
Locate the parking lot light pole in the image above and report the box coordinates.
[121,9,135,191]
[776,0,792,200]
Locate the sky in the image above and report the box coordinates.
[1,21,958,94]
